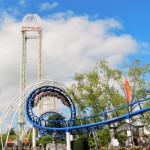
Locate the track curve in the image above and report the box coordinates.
[26,85,150,135]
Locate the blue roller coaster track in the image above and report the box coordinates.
[25,85,150,139]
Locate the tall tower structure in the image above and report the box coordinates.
[19,14,56,134]
[19,14,42,132]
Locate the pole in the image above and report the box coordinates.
[38,30,42,81]
[126,115,133,145]
[126,106,132,137]
[125,118,132,137]
[32,127,36,148]
[70,134,73,141]
[66,131,71,150]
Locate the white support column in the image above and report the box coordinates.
[66,131,71,150]
[70,134,73,141]
[110,128,115,139]
[32,127,36,148]
[125,118,132,137]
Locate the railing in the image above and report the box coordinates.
[7,147,44,150]
[100,146,150,150]
[7,146,150,150]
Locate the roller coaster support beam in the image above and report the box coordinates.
[125,115,133,143]
[32,126,36,148]
[125,118,132,137]
[70,134,73,141]
[66,131,71,150]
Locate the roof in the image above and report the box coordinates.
[23,139,31,143]
[7,140,14,144]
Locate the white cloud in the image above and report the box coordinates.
[42,15,138,82]
[0,12,141,116]
[40,2,59,11]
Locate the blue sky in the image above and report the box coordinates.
[0,0,149,39]
[1,0,150,62]
[2,0,150,38]
[0,0,150,110]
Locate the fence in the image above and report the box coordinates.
[7,148,44,150]
[7,146,150,150]
[100,146,150,150]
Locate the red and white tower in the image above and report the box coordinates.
[19,14,42,133]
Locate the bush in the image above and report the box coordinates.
[71,137,89,150]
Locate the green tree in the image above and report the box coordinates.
[69,59,150,116]
[68,58,150,145]
[69,59,126,116]
[121,59,150,102]
[122,59,150,130]
[141,101,150,131]
[38,136,51,147]
[97,128,110,147]
[9,128,16,136]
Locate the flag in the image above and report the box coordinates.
[124,76,131,103]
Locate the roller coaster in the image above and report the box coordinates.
[0,80,150,150]
[0,14,149,150]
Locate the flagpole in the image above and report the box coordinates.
[124,76,133,145]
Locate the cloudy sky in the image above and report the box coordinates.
[0,0,150,111]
